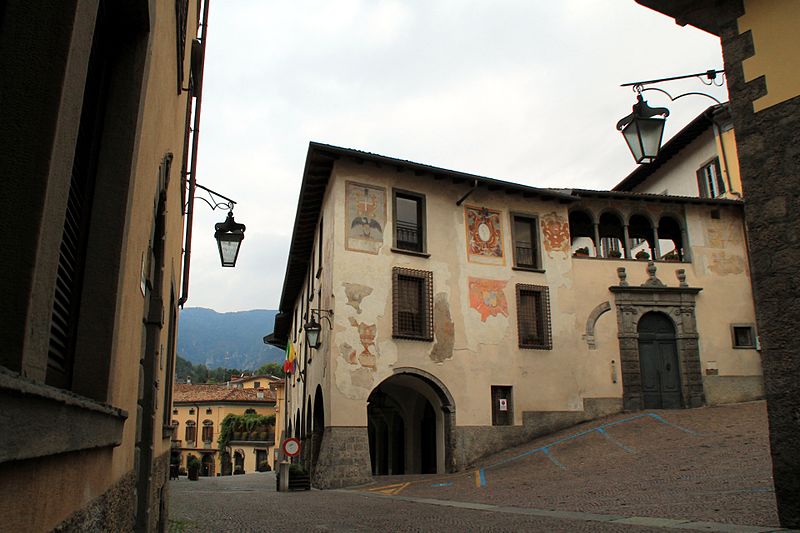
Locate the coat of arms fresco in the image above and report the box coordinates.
[541,212,570,253]
[468,277,509,321]
[464,205,505,265]
[346,182,386,254]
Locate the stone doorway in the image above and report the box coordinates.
[367,370,454,475]
[611,264,705,411]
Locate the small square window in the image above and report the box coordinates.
[491,386,513,426]
[172,409,178,415]
[516,284,552,350]
[392,267,433,340]
[697,157,725,198]
[731,324,757,348]
[511,214,541,269]
[205,408,212,415]
[188,408,195,415]
[392,190,426,254]
[253,382,261,389]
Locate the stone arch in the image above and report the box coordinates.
[598,210,627,258]
[569,208,597,256]
[367,368,456,475]
[584,301,611,349]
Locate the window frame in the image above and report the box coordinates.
[392,267,434,341]
[392,189,429,257]
[202,420,214,443]
[731,324,758,349]
[510,212,543,271]
[696,157,725,198]
[185,420,196,443]
[515,284,553,350]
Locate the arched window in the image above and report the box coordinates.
[569,210,596,257]
[599,212,626,258]
[185,420,196,443]
[628,214,655,260]
[657,216,684,261]
[202,420,214,443]
[244,408,256,415]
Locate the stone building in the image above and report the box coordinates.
[0,1,211,531]
[171,382,282,475]
[266,141,763,489]
[633,0,800,527]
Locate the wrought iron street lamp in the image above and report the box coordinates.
[303,309,333,349]
[617,69,725,164]
[616,94,669,164]
[214,211,246,267]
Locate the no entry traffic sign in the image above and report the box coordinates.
[282,437,301,457]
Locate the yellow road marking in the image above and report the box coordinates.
[366,482,411,495]
[474,470,481,488]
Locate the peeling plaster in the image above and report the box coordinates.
[343,283,373,313]
[430,293,455,363]
[708,252,746,275]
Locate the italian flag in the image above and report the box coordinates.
[283,341,296,374]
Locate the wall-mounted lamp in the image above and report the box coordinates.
[195,183,246,268]
[214,211,246,267]
[304,309,333,349]
[617,69,724,164]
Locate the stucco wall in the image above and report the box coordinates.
[283,160,762,437]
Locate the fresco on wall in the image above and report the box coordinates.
[464,205,505,265]
[541,212,571,253]
[346,181,386,254]
[468,277,509,322]
[343,283,373,313]
[348,317,378,370]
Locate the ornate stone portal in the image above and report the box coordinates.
[611,264,704,411]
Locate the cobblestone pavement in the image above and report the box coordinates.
[170,402,787,532]
[369,402,780,528]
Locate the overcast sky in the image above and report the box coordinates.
[187,0,729,313]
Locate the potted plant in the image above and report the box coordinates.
[187,455,200,481]
[662,251,679,261]
[258,460,271,472]
[233,466,244,475]
[636,250,650,260]
[608,249,622,259]
[278,463,311,491]
[573,246,590,257]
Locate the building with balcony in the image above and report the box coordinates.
[267,141,763,489]
[171,382,282,476]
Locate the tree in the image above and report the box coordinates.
[255,362,285,378]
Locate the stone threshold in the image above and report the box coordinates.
[339,490,787,533]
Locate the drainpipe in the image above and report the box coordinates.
[179,0,211,307]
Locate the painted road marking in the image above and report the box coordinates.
[366,482,411,495]
[476,413,699,485]
[596,427,635,453]
[431,482,453,487]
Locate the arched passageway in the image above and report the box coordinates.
[311,386,325,473]
[367,371,453,476]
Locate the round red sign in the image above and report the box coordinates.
[282,437,301,457]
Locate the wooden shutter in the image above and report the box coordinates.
[696,167,710,198]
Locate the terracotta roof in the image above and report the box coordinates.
[173,383,276,404]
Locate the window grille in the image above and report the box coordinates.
[392,267,433,340]
[516,284,552,350]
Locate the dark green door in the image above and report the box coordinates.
[638,313,682,409]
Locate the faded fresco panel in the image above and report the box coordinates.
[541,212,570,253]
[468,277,509,322]
[346,181,386,254]
[464,205,505,265]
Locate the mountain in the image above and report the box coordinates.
[177,307,284,370]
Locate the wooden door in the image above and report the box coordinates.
[638,313,682,409]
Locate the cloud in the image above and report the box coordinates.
[190,1,726,311]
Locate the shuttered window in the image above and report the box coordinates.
[47,7,111,389]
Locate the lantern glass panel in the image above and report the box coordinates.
[622,121,644,163]
[217,234,243,267]
[638,117,666,162]
[305,323,321,348]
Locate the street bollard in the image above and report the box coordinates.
[279,461,289,492]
